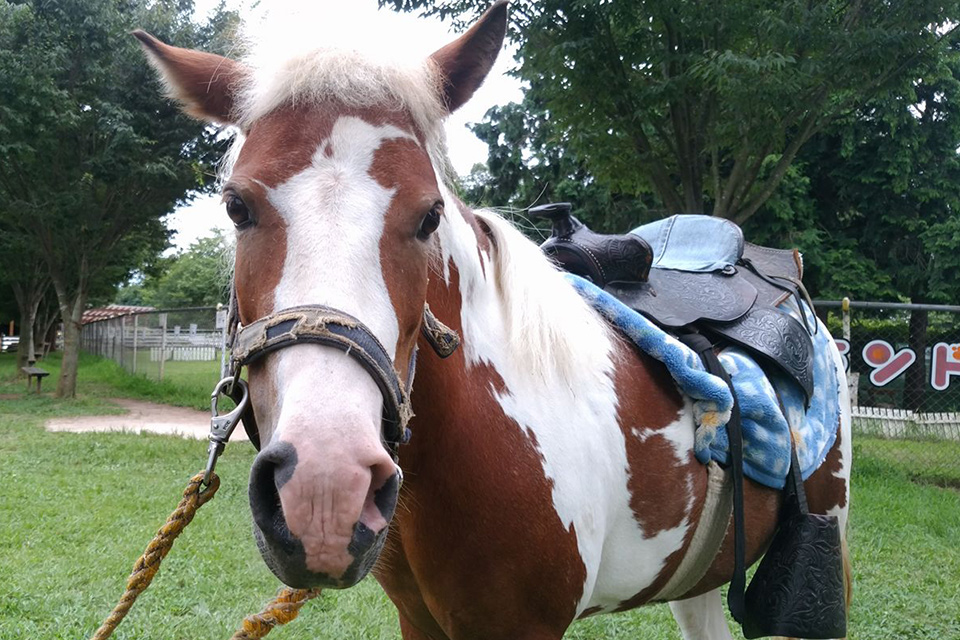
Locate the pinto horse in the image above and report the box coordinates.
[136,3,851,638]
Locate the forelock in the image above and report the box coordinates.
[237,48,446,133]
[226,22,452,180]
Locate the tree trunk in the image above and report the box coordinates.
[17,305,37,369]
[904,307,928,412]
[35,295,61,356]
[11,275,47,373]
[55,294,85,398]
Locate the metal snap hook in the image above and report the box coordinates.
[203,376,250,486]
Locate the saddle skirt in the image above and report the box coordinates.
[569,274,841,490]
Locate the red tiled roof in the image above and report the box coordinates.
[81,305,155,324]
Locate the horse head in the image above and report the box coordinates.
[136,1,507,589]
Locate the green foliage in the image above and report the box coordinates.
[385,0,960,223]
[463,96,651,233]
[744,48,960,302]
[0,0,240,395]
[391,0,960,303]
[116,231,232,308]
[0,0,237,294]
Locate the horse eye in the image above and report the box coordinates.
[417,203,442,240]
[224,193,252,228]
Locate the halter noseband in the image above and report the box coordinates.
[225,301,459,461]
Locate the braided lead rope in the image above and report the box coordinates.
[91,470,321,640]
[229,587,323,639]
[91,472,220,640]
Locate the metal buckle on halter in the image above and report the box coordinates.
[203,376,250,486]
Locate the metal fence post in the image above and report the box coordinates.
[159,313,167,382]
[132,314,139,375]
[842,297,858,406]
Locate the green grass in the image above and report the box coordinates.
[1,353,959,639]
[126,349,222,396]
[855,436,960,488]
[5,351,220,410]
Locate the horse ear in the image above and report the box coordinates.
[134,30,246,125]
[430,0,508,113]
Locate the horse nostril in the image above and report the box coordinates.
[367,460,401,523]
[249,442,299,545]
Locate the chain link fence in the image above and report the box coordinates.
[81,307,228,396]
[81,301,960,485]
[821,300,960,486]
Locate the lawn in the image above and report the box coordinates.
[5,350,221,411]
[855,436,960,488]
[1,353,959,639]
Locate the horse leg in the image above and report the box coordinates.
[668,588,735,640]
[400,612,449,640]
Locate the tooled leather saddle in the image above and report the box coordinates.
[535,204,847,639]
[532,202,816,405]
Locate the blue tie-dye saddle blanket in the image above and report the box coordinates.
[568,274,841,490]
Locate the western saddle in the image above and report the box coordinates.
[534,204,849,638]
[532,202,816,404]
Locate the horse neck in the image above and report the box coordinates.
[421,200,618,400]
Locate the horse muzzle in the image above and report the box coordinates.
[249,438,401,588]
[225,302,457,588]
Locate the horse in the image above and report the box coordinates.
[135,2,851,638]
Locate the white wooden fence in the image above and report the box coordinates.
[81,307,227,381]
[852,406,960,441]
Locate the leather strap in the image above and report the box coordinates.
[421,304,460,358]
[680,333,746,624]
[784,440,809,515]
[232,305,412,459]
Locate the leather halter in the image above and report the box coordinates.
[225,299,459,460]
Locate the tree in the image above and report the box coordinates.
[0,0,238,397]
[749,50,960,409]
[384,0,960,222]
[463,95,650,234]
[0,220,49,369]
[115,231,232,308]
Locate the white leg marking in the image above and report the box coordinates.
[669,589,735,640]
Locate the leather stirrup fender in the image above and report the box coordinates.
[741,447,847,639]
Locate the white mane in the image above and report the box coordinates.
[456,209,618,389]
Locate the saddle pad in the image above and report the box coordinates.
[568,274,841,489]
[631,214,744,273]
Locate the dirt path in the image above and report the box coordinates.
[45,397,249,441]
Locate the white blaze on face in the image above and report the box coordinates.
[264,116,416,444]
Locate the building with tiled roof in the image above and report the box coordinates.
[81,305,156,324]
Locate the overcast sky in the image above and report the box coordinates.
[166,0,523,251]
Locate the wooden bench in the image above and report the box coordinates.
[21,366,50,393]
